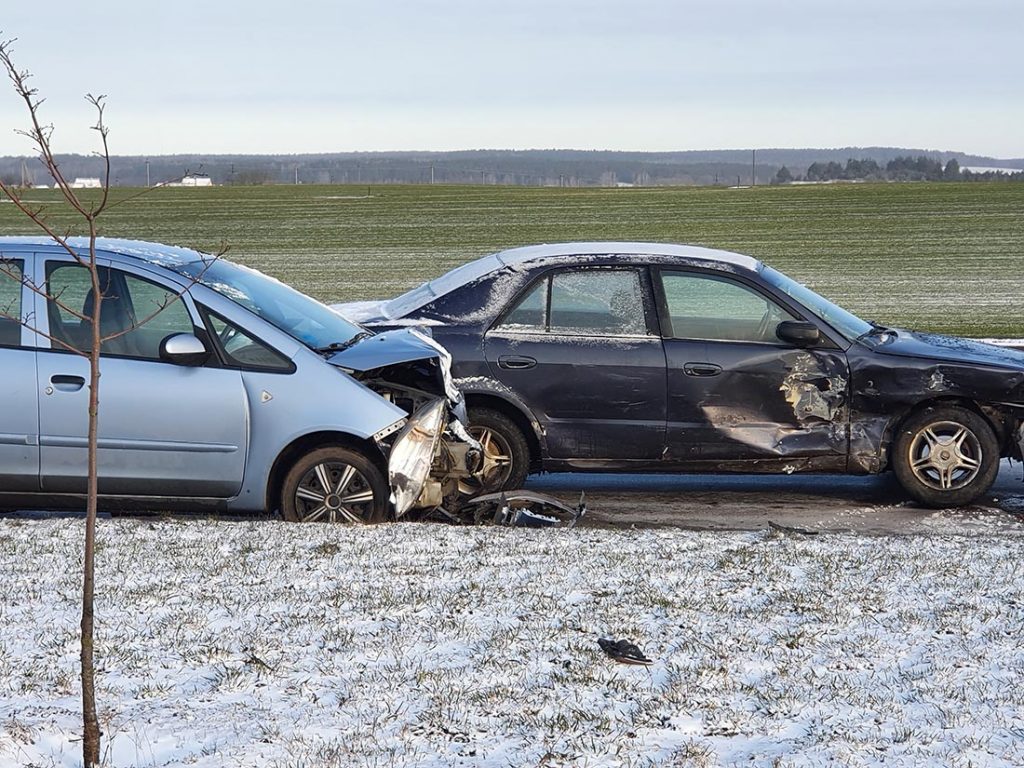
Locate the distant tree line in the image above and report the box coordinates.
[773,156,1024,185]
[3,149,1022,189]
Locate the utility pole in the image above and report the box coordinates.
[145,160,150,188]
[430,164,434,184]
[752,149,756,187]
[294,166,299,185]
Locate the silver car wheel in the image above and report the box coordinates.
[907,420,983,492]
[294,460,376,523]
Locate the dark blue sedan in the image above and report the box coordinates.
[335,242,1024,508]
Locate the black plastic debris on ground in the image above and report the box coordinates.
[461,490,587,528]
[598,637,654,666]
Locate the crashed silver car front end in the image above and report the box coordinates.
[325,327,483,518]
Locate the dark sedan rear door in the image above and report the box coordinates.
[483,266,666,463]
[655,268,850,469]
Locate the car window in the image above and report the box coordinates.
[498,280,548,331]
[0,259,24,347]
[46,263,196,359]
[660,271,796,343]
[549,270,648,336]
[205,311,293,371]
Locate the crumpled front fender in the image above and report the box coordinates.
[388,399,447,517]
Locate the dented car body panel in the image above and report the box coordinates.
[333,241,1024,484]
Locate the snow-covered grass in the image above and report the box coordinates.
[2,518,1024,767]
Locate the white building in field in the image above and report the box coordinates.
[70,178,102,189]
[169,174,213,187]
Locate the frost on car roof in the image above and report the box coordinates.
[384,242,761,319]
[0,236,209,266]
[492,242,761,272]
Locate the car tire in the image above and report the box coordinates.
[281,445,389,523]
[892,406,999,508]
[461,407,530,495]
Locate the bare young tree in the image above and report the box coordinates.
[0,37,220,766]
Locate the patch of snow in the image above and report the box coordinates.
[2,520,1024,767]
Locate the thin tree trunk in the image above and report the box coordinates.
[81,233,102,767]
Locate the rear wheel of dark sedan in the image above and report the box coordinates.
[892,406,999,508]
[460,408,530,495]
[281,446,389,523]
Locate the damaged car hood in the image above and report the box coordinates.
[325,328,443,372]
[865,329,1024,371]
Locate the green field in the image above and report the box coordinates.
[2,182,1022,336]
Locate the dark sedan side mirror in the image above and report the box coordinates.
[776,320,820,346]
[159,333,211,366]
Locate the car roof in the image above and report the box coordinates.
[0,236,207,267]
[491,242,762,271]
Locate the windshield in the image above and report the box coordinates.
[384,252,504,318]
[760,265,872,341]
[175,259,365,350]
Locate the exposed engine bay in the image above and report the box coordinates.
[333,328,580,526]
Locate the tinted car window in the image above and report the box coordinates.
[47,263,195,358]
[660,271,795,342]
[0,259,24,346]
[548,270,648,336]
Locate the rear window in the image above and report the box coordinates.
[384,253,504,318]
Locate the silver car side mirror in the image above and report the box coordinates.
[159,333,211,366]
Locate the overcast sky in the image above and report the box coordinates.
[2,0,1022,157]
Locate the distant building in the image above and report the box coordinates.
[71,178,102,189]
[169,174,213,187]
[962,166,1022,175]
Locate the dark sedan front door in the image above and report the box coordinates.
[483,267,666,463]
[656,269,850,470]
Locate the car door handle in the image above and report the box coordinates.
[498,355,537,370]
[49,374,86,392]
[683,363,722,377]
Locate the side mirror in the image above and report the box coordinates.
[159,333,210,366]
[776,320,820,346]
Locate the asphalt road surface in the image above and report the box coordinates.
[527,459,1024,535]
[7,463,1024,536]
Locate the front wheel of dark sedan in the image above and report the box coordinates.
[892,406,999,508]
[459,408,530,496]
[281,446,389,523]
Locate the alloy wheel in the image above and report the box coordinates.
[294,460,376,523]
[459,425,514,495]
[907,420,983,492]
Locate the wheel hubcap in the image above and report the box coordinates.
[459,426,514,495]
[295,461,375,523]
[908,420,983,492]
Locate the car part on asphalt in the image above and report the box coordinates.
[456,489,587,527]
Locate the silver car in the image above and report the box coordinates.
[0,237,482,522]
